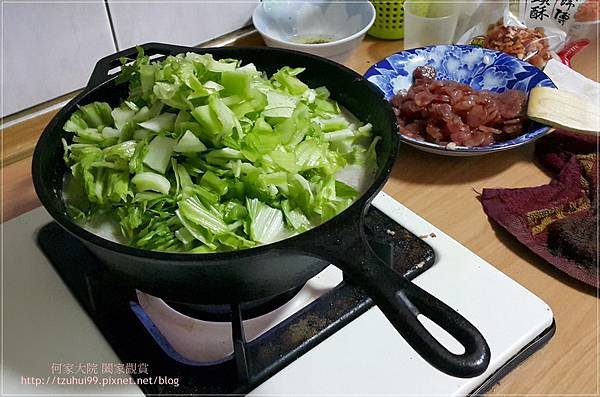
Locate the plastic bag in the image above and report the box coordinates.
[455,0,598,69]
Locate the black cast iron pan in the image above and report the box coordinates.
[32,43,490,378]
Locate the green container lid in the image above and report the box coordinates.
[368,0,405,40]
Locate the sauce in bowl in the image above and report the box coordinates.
[291,35,336,45]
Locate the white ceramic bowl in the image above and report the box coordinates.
[252,0,376,63]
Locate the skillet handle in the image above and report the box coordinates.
[87,42,192,88]
[294,205,491,378]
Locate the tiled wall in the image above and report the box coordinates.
[107,0,257,49]
[1,1,257,118]
[2,2,116,117]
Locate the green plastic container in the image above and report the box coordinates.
[368,1,406,40]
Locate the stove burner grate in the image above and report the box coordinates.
[164,284,306,322]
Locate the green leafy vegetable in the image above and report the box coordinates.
[61,48,379,253]
[132,172,171,194]
[174,130,207,153]
[246,198,288,243]
[143,136,176,174]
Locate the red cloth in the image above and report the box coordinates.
[481,131,598,288]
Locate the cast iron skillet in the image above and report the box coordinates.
[33,43,490,378]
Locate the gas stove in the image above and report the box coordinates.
[3,192,554,395]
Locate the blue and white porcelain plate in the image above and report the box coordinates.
[364,45,556,156]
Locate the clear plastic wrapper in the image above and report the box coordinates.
[454,0,599,68]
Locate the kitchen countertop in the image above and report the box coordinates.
[1,34,598,395]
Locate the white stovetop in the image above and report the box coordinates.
[2,192,553,396]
